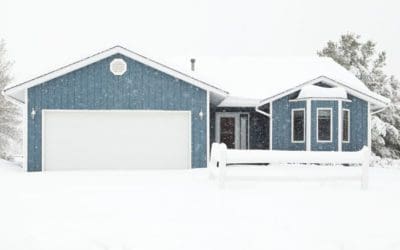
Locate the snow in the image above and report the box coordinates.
[168,56,383,101]
[0,158,22,170]
[217,96,260,107]
[1,160,400,250]
[297,85,348,100]
[3,46,228,103]
[5,46,388,107]
[224,147,368,165]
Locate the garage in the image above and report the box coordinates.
[42,110,191,170]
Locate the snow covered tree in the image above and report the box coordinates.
[0,40,21,159]
[318,33,400,158]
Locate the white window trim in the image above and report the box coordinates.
[291,108,305,143]
[342,108,350,143]
[316,107,333,143]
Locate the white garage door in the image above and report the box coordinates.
[42,110,191,170]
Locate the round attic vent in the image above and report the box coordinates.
[110,58,127,76]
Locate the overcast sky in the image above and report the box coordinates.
[2,0,399,84]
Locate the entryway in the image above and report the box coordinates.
[215,112,249,149]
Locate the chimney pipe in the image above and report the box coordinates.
[190,58,196,71]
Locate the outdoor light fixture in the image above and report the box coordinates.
[199,110,204,120]
[31,108,36,120]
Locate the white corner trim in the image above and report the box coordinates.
[188,110,192,169]
[23,91,28,171]
[41,109,46,171]
[306,99,311,151]
[342,108,350,143]
[367,102,371,148]
[291,108,305,143]
[270,102,273,150]
[316,107,333,143]
[206,91,210,164]
[338,100,342,151]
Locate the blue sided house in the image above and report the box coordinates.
[3,46,390,171]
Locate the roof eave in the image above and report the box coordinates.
[256,75,390,108]
[3,46,229,101]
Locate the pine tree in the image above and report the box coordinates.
[0,40,21,159]
[318,33,400,158]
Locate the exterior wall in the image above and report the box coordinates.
[27,54,207,171]
[311,100,338,151]
[271,92,368,152]
[342,95,368,151]
[210,107,269,149]
[272,95,306,150]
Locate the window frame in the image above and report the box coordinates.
[291,108,305,143]
[316,107,333,143]
[342,108,350,143]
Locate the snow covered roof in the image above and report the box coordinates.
[2,46,390,111]
[168,56,389,109]
[297,85,348,100]
[217,96,260,107]
[2,46,228,103]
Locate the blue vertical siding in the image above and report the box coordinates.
[27,54,207,171]
[342,95,368,151]
[311,100,338,151]
[272,95,306,150]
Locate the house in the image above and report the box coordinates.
[2,46,390,171]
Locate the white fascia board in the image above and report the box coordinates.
[1,90,24,105]
[257,76,390,108]
[3,46,229,102]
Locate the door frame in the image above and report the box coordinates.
[41,109,192,171]
[215,112,250,149]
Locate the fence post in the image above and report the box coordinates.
[209,143,219,180]
[361,146,370,190]
[218,143,227,188]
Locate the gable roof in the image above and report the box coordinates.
[166,56,389,109]
[3,46,228,103]
[257,76,389,110]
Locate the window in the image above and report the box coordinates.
[110,58,127,76]
[317,108,332,142]
[292,109,305,142]
[343,109,350,143]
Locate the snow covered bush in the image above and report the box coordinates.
[0,40,21,159]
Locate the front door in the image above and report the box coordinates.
[216,113,249,149]
[220,117,236,148]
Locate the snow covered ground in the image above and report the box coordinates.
[1,160,400,250]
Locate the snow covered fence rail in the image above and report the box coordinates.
[208,143,370,190]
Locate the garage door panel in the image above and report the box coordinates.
[43,110,191,170]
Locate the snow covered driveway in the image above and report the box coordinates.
[0,163,400,250]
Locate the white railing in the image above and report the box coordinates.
[208,143,370,190]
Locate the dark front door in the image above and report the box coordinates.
[220,117,236,149]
